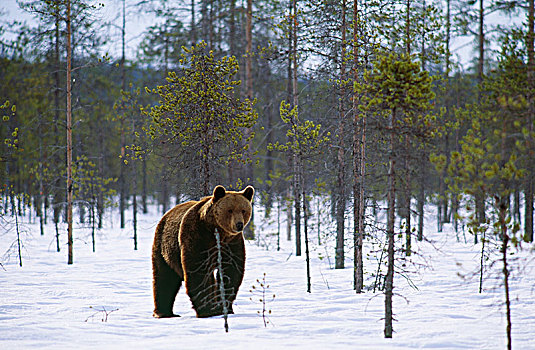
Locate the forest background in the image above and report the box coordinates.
[1,0,534,344]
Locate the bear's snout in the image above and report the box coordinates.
[236,222,244,232]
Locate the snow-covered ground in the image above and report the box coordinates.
[1,201,534,349]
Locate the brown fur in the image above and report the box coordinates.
[152,185,254,318]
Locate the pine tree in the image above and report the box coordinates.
[142,42,257,195]
[268,101,330,292]
[358,52,436,338]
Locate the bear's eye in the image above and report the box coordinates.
[228,209,233,214]
[242,210,246,214]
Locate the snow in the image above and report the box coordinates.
[1,201,534,349]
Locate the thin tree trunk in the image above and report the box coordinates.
[191,0,196,46]
[403,0,412,256]
[132,105,138,251]
[385,108,396,339]
[245,0,253,105]
[201,139,211,195]
[4,164,8,216]
[55,218,60,252]
[317,196,321,245]
[119,0,127,229]
[44,195,48,225]
[284,0,294,245]
[335,0,347,270]
[53,0,62,250]
[418,11,427,241]
[525,183,533,243]
[208,0,214,51]
[496,197,512,350]
[9,176,15,216]
[121,0,126,91]
[91,195,96,252]
[478,226,485,293]
[352,0,365,292]
[513,187,521,224]
[66,0,74,265]
[38,116,45,236]
[503,231,512,350]
[243,0,255,240]
[474,0,487,227]
[475,162,486,229]
[15,207,22,267]
[453,195,459,233]
[98,132,104,228]
[133,165,138,251]
[476,192,486,225]
[303,176,311,293]
[291,0,301,256]
[277,196,281,251]
[142,156,148,214]
[477,0,484,99]
[16,165,22,217]
[437,194,443,232]
[119,124,126,225]
[286,190,293,241]
[356,114,366,288]
[445,0,451,76]
[201,1,208,47]
[525,0,534,243]
[264,70,274,214]
[404,141,411,256]
[417,180,424,241]
[405,0,411,54]
[291,0,298,121]
[417,151,425,241]
[161,171,169,214]
[292,0,298,111]
[294,157,302,256]
[444,0,457,232]
[229,0,236,56]
[287,0,293,105]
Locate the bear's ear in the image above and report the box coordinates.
[242,186,255,202]
[213,185,226,201]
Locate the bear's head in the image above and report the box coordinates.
[211,185,254,235]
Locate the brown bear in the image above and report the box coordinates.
[151,185,254,318]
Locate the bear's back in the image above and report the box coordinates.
[158,200,201,272]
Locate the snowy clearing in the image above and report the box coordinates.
[1,203,534,349]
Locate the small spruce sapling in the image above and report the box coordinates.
[249,273,275,327]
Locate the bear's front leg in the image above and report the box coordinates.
[183,248,221,318]
[218,237,246,313]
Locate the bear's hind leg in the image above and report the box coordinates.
[153,255,182,318]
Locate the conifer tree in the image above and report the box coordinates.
[358,52,436,338]
[142,42,257,195]
[268,101,329,292]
